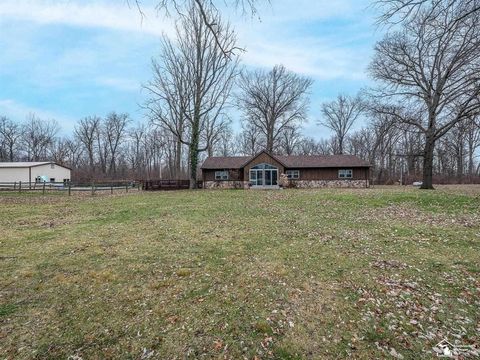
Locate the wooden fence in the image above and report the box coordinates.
[141,179,192,191]
[0,181,139,195]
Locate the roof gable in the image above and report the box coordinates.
[240,150,287,169]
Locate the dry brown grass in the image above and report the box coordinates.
[1,186,479,359]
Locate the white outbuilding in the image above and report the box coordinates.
[0,162,71,184]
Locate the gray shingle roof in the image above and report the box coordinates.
[276,154,371,168]
[201,153,370,169]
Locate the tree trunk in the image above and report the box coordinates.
[421,136,435,189]
[175,139,182,179]
[266,132,274,154]
[189,118,200,189]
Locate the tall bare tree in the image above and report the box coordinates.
[235,122,264,156]
[238,64,313,154]
[0,116,21,161]
[278,126,303,155]
[131,0,262,55]
[144,2,239,188]
[369,1,480,189]
[320,94,364,154]
[375,0,480,25]
[104,112,130,175]
[74,116,101,173]
[21,114,59,161]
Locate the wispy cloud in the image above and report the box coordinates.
[0,0,378,139]
[0,99,75,130]
[231,0,376,80]
[0,0,174,37]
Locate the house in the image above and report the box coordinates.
[201,151,370,189]
[0,162,71,184]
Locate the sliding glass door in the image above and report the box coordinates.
[249,164,278,187]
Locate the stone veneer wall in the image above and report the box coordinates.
[204,181,249,189]
[204,180,369,189]
[292,180,369,188]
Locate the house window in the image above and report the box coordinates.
[50,163,55,169]
[338,169,353,179]
[286,170,300,179]
[215,170,229,181]
[50,178,56,183]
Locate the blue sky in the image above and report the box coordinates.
[0,0,381,138]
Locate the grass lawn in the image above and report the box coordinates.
[1,186,479,359]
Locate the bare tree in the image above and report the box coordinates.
[238,65,313,154]
[0,116,21,161]
[369,2,480,189]
[65,138,84,169]
[51,138,71,165]
[375,0,480,25]
[278,126,303,155]
[211,126,235,157]
[235,122,264,156]
[21,114,59,161]
[320,94,364,154]
[104,112,130,175]
[466,116,480,176]
[130,0,263,55]
[74,116,101,173]
[144,2,239,188]
[297,137,322,155]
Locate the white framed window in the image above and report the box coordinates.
[215,170,229,180]
[338,169,353,179]
[286,170,300,179]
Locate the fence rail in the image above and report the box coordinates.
[0,179,202,194]
[0,181,139,195]
[141,179,192,191]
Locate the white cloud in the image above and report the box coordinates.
[241,38,369,81]
[230,0,376,80]
[0,0,175,37]
[0,99,75,131]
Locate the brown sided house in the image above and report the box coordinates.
[201,151,371,189]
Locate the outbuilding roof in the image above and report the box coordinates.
[201,152,370,169]
[0,162,72,170]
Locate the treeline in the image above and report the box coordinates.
[1,107,479,184]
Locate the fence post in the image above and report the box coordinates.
[19,181,22,193]
[91,182,95,196]
[43,182,46,195]
[68,183,71,196]
[13,182,16,190]
[126,183,129,193]
[111,185,113,195]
